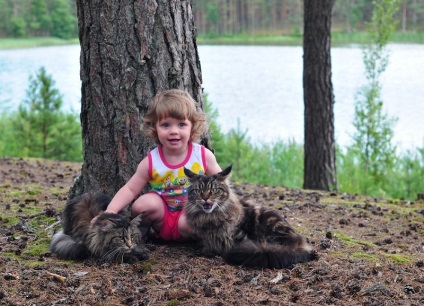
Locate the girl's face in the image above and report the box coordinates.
[156,117,192,152]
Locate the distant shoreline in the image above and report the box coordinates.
[1,32,423,50]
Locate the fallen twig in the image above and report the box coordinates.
[45,271,67,283]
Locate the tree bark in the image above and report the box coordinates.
[71,0,206,198]
[303,0,337,191]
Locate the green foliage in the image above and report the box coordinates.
[29,0,52,35]
[10,18,27,37]
[351,0,400,194]
[0,112,22,157]
[0,67,82,161]
[0,0,77,39]
[204,95,303,188]
[206,93,424,200]
[205,2,220,32]
[50,0,77,39]
[388,148,424,200]
[337,146,385,197]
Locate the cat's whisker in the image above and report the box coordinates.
[215,202,226,213]
[101,248,118,262]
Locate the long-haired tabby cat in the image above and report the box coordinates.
[184,165,317,269]
[50,192,149,263]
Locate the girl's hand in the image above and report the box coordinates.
[90,215,100,225]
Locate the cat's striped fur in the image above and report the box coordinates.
[184,165,317,269]
[50,192,149,263]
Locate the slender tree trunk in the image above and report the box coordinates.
[71,0,206,198]
[402,1,407,32]
[412,0,417,32]
[303,0,337,191]
[281,0,287,31]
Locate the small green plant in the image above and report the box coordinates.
[0,67,82,161]
[349,0,400,195]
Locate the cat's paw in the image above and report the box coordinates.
[143,243,156,251]
[309,249,319,261]
[123,255,140,264]
[201,248,219,258]
[132,246,150,260]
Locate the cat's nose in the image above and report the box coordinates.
[126,241,133,248]
[202,192,210,200]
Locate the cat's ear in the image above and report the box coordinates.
[216,164,232,180]
[131,214,143,227]
[100,219,115,231]
[184,167,197,179]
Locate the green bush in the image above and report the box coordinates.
[205,94,424,200]
[0,67,82,161]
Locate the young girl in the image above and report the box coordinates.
[93,89,222,240]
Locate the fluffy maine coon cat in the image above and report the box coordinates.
[50,192,149,263]
[184,165,317,269]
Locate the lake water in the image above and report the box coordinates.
[1,44,423,152]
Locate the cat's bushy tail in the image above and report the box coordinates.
[49,230,91,260]
[222,240,317,269]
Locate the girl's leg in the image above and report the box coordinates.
[131,193,164,233]
[178,213,194,239]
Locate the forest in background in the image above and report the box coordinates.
[0,0,423,40]
[0,1,423,200]
[194,0,424,36]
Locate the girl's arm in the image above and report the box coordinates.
[91,157,150,224]
[105,157,150,214]
[204,148,222,175]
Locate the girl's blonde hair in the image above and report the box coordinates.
[142,89,208,144]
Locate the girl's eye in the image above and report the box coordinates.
[178,122,186,127]
[161,123,169,128]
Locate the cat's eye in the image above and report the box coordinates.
[211,188,222,195]
[191,188,201,194]
[111,236,120,243]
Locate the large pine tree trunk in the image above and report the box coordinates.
[71,0,206,197]
[303,0,337,191]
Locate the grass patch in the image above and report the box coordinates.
[0,37,79,49]
[24,261,48,268]
[197,33,302,46]
[351,251,380,262]
[49,187,67,198]
[196,31,424,46]
[19,206,44,216]
[23,237,51,257]
[334,231,376,247]
[0,215,20,226]
[168,299,180,306]
[382,253,411,263]
[9,186,42,198]
[22,216,56,257]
